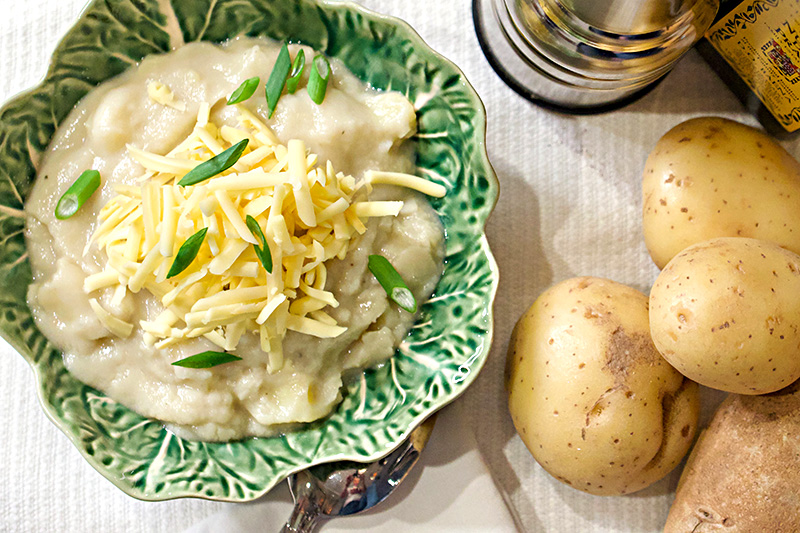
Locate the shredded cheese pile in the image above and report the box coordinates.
[83,96,445,373]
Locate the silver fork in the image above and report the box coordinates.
[280,415,436,532]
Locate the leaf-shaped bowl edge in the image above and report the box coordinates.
[0,0,499,501]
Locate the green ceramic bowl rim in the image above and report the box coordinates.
[3,0,500,501]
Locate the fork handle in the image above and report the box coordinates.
[280,495,322,533]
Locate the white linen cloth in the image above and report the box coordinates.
[2,0,798,531]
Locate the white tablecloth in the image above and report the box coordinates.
[2,0,798,531]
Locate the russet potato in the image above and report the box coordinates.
[649,237,800,395]
[642,117,800,269]
[507,277,700,496]
[664,380,800,533]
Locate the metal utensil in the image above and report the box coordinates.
[280,415,437,533]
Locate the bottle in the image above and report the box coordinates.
[696,0,800,139]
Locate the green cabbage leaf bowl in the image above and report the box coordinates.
[0,0,498,501]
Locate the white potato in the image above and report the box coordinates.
[650,237,800,395]
[508,277,700,495]
[643,117,800,269]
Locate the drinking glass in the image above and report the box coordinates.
[473,0,720,111]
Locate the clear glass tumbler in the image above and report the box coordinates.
[474,0,720,112]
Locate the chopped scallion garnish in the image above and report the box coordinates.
[266,42,292,118]
[55,170,101,220]
[367,254,416,313]
[285,50,305,94]
[307,54,331,105]
[245,215,273,273]
[172,351,242,368]
[227,76,260,105]
[177,139,249,186]
[167,228,208,279]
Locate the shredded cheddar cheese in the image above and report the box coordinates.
[83,96,445,372]
[147,81,187,112]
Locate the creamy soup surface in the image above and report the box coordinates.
[24,38,444,441]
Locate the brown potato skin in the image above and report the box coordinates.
[664,380,800,533]
[507,277,700,496]
[642,117,800,269]
[649,237,800,395]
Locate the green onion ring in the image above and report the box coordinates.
[177,139,249,187]
[367,254,417,313]
[285,50,305,94]
[245,215,273,273]
[266,42,292,118]
[172,351,242,368]
[166,227,208,279]
[307,54,331,105]
[55,170,101,220]
[227,76,260,105]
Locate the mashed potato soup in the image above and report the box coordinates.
[24,38,444,441]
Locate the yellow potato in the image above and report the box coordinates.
[507,277,700,496]
[649,237,800,394]
[642,117,800,269]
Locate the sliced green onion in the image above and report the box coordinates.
[285,50,305,94]
[167,228,208,279]
[172,350,242,369]
[266,42,292,118]
[307,54,331,105]
[367,254,416,313]
[227,76,260,105]
[245,215,273,273]
[177,139,249,186]
[55,170,101,220]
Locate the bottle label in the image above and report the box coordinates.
[706,0,800,132]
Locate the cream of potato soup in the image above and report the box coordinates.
[24,38,444,441]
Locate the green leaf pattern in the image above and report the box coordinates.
[0,0,499,501]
